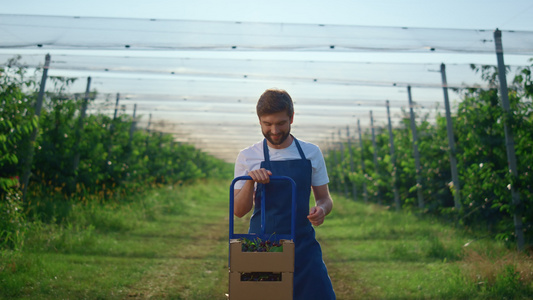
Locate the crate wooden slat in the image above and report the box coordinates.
[229,239,294,272]
[228,272,293,300]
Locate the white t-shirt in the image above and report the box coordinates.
[233,138,330,190]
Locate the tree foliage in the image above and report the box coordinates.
[1,57,233,249]
[326,62,533,247]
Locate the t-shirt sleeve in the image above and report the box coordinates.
[311,146,330,187]
[233,152,249,190]
[233,146,263,190]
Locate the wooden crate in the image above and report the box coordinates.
[228,239,294,300]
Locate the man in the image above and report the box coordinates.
[233,88,336,299]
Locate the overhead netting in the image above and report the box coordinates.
[1,14,533,162]
[2,14,533,53]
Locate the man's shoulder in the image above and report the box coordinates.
[240,140,263,152]
[297,138,319,148]
[237,140,263,159]
[296,138,322,154]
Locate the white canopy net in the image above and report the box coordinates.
[2,14,533,162]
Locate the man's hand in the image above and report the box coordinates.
[248,168,272,184]
[234,168,272,218]
[307,206,326,226]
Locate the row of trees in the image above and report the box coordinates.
[1,56,233,249]
[2,53,532,251]
[325,63,533,250]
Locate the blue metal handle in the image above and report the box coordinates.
[229,175,297,242]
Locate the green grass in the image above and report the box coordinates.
[1,180,531,299]
[1,179,233,299]
[317,195,533,299]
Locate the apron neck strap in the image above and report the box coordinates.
[262,139,270,162]
[262,135,307,162]
[293,137,307,160]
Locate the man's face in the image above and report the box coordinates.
[259,111,293,148]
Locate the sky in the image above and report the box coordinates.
[2,0,533,31]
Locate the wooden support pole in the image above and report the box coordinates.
[144,113,153,163]
[331,132,342,193]
[106,93,120,171]
[386,100,401,211]
[440,64,462,210]
[326,135,335,191]
[370,110,381,205]
[407,86,424,209]
[127,103,137,154]
[357,119,368,203]
[338,129,349,198]
[22,54,50,201]
[112,93,120,121]
[346,126,357,201]
[72,77,91,174]
[494,29,524,251]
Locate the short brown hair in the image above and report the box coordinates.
[256,89,294,118]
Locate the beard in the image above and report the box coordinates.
[263,127,291,146]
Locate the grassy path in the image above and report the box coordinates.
[2,180,531,299]
[122,181,532,299]
[122,180,237,299]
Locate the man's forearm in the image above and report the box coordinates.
[234,180,255,218]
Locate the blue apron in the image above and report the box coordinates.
[249,138,336,300]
